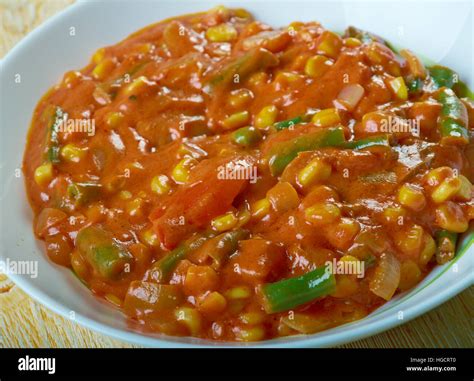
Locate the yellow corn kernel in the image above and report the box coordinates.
[206,23,238,42]
[239,311,266,325]
[118,190,132,200]
[398,184,426,211]
[92,48,105,64]
[236,326,265,342]
[123,76,151,96]
[431,177,461,203]
[60,144,85,163]
[393,224,424,255]
[298,158,332,188]
[92,58,115,80]
[419,233,436,266]
[199,291,227,315]
[210,4,230,17]
[105,111,124,128]
[255,105,279,129]
[225,286,252,299]
[126,198,145,218]
[304,55,333,78]
[305,202,341,225]
[151,174,171,195]
[211,212,238,232]
[288,21,304,32]
[141,228,160,247]
[317,31,342,59]
[456,175,472,201]
[175,307,202,336]
[435,203,468,233]
[266,182,299,213]
[228,88,253,109]
[274,71,302,86]
[398,260,422,291]
[251,198,271,219]
[234,8,252,19]
[425,166,453,187]
[388,76,408,100]
[344,37,362,47]
[382,206,407,225]
[34,163,54,186]
[365,42,384,65]
[247,71,268,87]
[311,108,340,127]
[222,111,250,130]
[171,157,198,184]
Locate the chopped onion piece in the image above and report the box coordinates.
[282,313,332,334]
[336,84,365,111]
[369,252,401,300]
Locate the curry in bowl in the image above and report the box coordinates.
[23,7,473,341]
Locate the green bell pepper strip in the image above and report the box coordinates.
[274,115,306,131]
[267,128,391,176]
[76,225,133,279]
[407,78,423,94]
[436,88,469,145]
[259,266,336,314]
[435,229,458,265]
[206,48,278,90]
[149,233,211,283]
[341,135,390,150]
[67,182,102,206]
[436,230,458,253]
[45,106,66,164]
[429,65,458,90]
[267,127,346,176]
[429,65,474,99]
[231,127,262,147]
[205,229,249,269]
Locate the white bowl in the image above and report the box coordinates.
[0,0,472,348]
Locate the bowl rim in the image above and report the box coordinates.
[1,0,473,348]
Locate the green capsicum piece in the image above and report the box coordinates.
[45,106,66,164]
[435,229,458,265]
[407,77,423,94]
[274,115,307,131]
[67,182,102,206]
[429,65,458,90]
[429,65,474,99]
[200,229,249,269]
[149,233,211,283]
[76,225,133,279]
[206,48,278,90]
[259,266,336,313]
[231,127,262,147]
[267,126,346,176]
[341,135,391,150]
[436,88,469,145]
